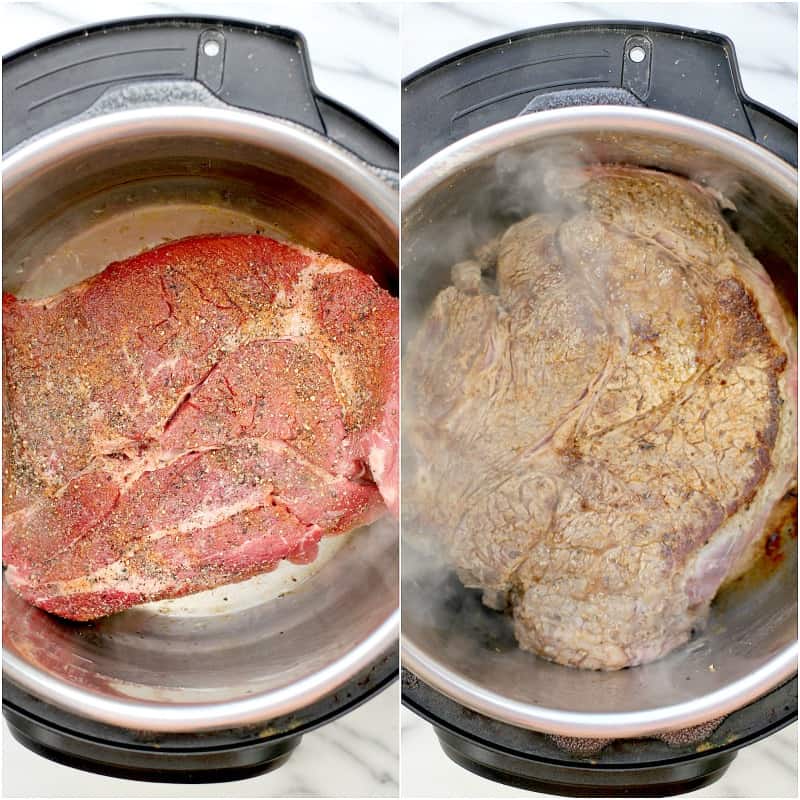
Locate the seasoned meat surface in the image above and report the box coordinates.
[405,167,796,670]
[3,234,398,620]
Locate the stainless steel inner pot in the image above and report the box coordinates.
[2,106,398,731]
[401,106,797,738]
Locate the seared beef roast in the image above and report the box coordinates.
[4,235,398,620]
[406,167,796,670]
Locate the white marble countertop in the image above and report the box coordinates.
[1,2,398,798]
[400,3,797,798]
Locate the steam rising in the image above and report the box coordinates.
[401,141,604,663]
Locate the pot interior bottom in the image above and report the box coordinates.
[5,177,298,298]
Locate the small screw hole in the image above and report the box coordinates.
[629,46,646,63]
[203,40,220,57]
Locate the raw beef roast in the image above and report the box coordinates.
[406,166,796,670]
[4,234,398,620]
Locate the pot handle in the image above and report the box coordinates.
[401,21,797,173]
[2,16,397,173]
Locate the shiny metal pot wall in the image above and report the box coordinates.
[401,106,797,738]
[2,106,398,732]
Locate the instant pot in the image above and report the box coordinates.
[401,22,797,796]
[2,16,398,782]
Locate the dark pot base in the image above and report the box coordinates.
[436,728,735,797]
[3,644,397,783]
[403,670,796,797]
[4,704,302,784]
